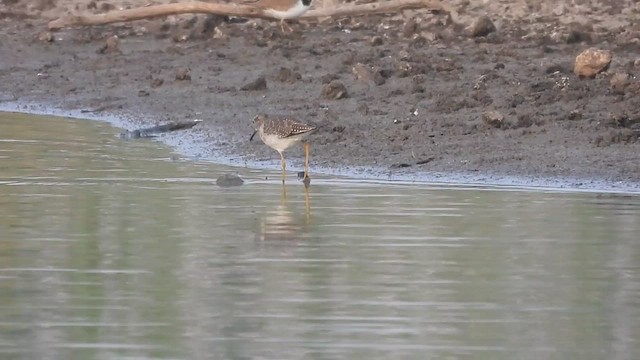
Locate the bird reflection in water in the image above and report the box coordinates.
[256,182,311,242]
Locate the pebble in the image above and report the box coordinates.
[610,72,632,95]
[403,18,418,38]
[241,76,267,91]
[97,35,120,54]
[470,16,496,38]
[482,110,505,128]
[370,36,383,46]
[321,81,348,100]
[175,67,191,81]
[151,78,164,88]
[216,174,244,187]
[275,67,301,84]
[352,63,385,86]
[38,31,53,43]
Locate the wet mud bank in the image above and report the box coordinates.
[1,0,639,192]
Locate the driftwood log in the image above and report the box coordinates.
[48,0,452,30]
[118,119,202,139]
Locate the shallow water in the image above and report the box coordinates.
[1,112,639,360]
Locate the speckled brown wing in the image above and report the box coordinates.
[285,118,316,137]
[264,117,316,139]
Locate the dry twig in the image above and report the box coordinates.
[48,0,451,30]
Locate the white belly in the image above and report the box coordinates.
[261,133,301,153]
[264,1,310,19]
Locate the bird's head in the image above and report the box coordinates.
[250,114,267,141]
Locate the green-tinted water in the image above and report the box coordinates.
[1,112,639,360]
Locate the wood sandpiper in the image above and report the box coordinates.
[250,114,317,183]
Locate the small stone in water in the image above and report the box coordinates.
[216,174,244,187]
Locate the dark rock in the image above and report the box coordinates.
[357,102,369,115]
[409,35,428,47]
[171,30,191,43]
[394,61,413,77]
[321,81,348,100]
[508,94,524,108]
[202,14,225,34]
[411,74,425,84]
[389,88,405,97]
[403,18,418,38]
[545,64,566,74]
[182,15,199,29]
[275,67,301,84]
[434,59,462,73]
[566,30,591,44]
[241,76,267,91]
[568,110,582,120]
[118,119,201,140]
[320,73,340,84]
[370,36,383,46]
[412,83,425,93]
[216,174,244,187]
[165,45,185,56]
[391,163,412,168]
[416,157,435,165]
[99,2,116,13]
[151,78,164,88]
[610,72,633,95]
[373,71,386,86]
[515,114,533,128]
[470,16,496,38]
[352,63,385,85]
[397,50,410,61]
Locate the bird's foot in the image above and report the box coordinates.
[297,171,311,186]
[280,20,294,33]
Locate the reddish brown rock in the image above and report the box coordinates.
[574,48,612,78]
[175,67,191,81]
[482,110,505,128]
[38,31,53,43]
[97,35,120,54]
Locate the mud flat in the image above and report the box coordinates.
[1,0,639,192]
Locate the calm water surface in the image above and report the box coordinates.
[1,112,639,360]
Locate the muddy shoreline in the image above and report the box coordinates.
[0,102,637,193]
[1,0,639,192]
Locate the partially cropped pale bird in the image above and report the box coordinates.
[242,0,312,31]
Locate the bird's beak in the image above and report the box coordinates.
[249,129,257,142]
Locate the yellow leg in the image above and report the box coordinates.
[280,182,287,203]
[304,142,310,180]
[280,152,286,184]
